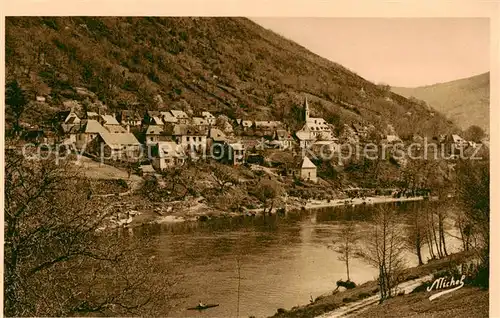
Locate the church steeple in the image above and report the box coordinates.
[304,96,310,122]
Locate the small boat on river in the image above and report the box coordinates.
[187,303,219,311]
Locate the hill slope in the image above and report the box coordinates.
[6,17,455,137]
[392,72,489,132]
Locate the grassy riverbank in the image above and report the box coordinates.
[270,251,476,318]
[354,285,488,318]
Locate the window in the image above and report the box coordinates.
[186,137,190,142]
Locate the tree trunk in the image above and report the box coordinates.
[458,221,467,251]
[426,212,436,260]
[416,234,423,265]
[346,252,350,281]
[379,265,386,301]
[440,221,448,256]
[430,212,442,258]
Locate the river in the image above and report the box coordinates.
[130,201,462,318]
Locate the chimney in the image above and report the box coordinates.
[126,124,130,133]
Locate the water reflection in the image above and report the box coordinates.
[125,201,459,318]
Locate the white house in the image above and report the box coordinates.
[295,127,315,149]
[241,120,253,131]
[224,142,245,165]
[74,120,109,150]
[117,110,142,127]
[144,111,164,125]
[56,110,81,125]
[386,134,402,143]
[160,111,179,124]
[89,130,141,160]
[173,124,207,156]
[300,156,317,183]
[451,134,468,148]
[254,121,282,130]
[99,114,120,126]
[151,141,185,170]
[100,114,127,133]
[170,110,190,124]
[273,129,295,150]
[192,117,209,130]
[202,111,216,125]
[145,125,165,145]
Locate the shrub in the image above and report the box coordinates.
[357,292,371,299]
[336,279,356,289]
[411,281,432,294]
[342,297,354,303]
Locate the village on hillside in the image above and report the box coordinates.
[4,16,490,318]
[15,93,482,187]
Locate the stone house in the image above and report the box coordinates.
[295,127,315,149]
[150,141,185,170]
[74,120,109,150]
[117,110,142,127]
[88,130,141,160]
[144,111,164,126]
[144,125,165,145]
[224,142,245,165]
[192,117,209,130]
[172,124,207,156]
[202,111,216,125]
[160,111,179,124]
[170,110,190,124]
[272,129,295,150]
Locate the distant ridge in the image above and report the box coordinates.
[392,72,489,132]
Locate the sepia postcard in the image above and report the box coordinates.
[2,1,498,317]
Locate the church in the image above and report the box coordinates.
[295,96,336,148]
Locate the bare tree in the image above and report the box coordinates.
[4,151,178,316]
[357,205,407,301]
[328,221,359,281]
[405,203,427,265]
[455,159,489,286]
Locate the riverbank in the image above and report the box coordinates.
[352,285,488,318]
[303,195,426,210]
[269,251,475,318]
[120,194,430,229]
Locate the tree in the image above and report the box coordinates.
[328,221,359,281]
[455,159,489,286]
[251,179,283,214]
[5,80,29,134]
[464,125,486,143]
[405,203,427,265]
[357,205,406,301]
[4,151,177,316]
[159,163,200,201]
[210,162,239,194]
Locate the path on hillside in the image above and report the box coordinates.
[315,275,433,318]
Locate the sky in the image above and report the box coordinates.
[251,18,490,87]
